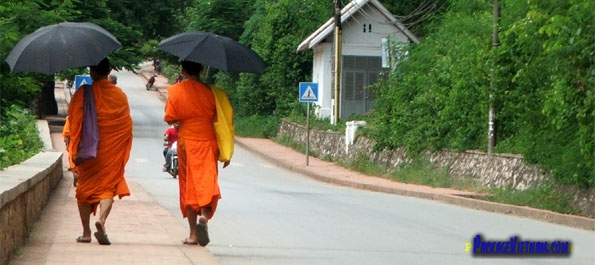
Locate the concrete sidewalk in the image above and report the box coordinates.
[10,71,222,265]
[9,137,222,265]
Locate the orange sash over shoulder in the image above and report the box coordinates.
[67,79,133,209]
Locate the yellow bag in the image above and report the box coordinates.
[211,85,234,162]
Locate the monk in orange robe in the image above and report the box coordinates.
[164,61,231,246]
[66,58,133,245]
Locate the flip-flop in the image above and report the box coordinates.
[182,238,198,245]
[195,223,210,247]
[76,236,91,243]
[94,221,111,245]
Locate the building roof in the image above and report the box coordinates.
[297,0,419,52]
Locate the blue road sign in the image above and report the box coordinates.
[299,82,318,103]
[75,75,93,90]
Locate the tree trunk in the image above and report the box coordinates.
[37,80,58,118]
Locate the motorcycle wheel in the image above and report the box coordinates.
[171,157,178,179]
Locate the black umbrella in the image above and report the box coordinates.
[158,31,266,74]
[5,22,121,75]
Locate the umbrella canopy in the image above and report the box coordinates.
[158,31,266,75]
[5,22,121,75]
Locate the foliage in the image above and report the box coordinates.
[184,0,253,41]
[223,0,330,118]
[2,0,592,189]
[487,181,578,215]
[0,0,148,118]
[0,105,43,169]
[368,0,594,187]
[494,0,594,186]
[273,133,320,159]
[107,0,189,40]
[234,114,280,138]
[0,1,59,117]
[370,0,492,153]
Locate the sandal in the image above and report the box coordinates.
[195,221,210,246]
[94,221,111,245]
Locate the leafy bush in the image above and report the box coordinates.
[0,105,43,169]
[368,0,594,187]
[487,181,578,215]
[234,114,280,138]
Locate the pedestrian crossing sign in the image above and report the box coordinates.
[75,75,93,90]
[299,82,318,103]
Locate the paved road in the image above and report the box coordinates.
[118,67,594,265]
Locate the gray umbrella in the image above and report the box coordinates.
[158,31,266,74]
[5,22,121,75]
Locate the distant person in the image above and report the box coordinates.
[153,59,161,74]
[162,122,179,171]
[108,74,117,84]
[164,60,234,246]
[146,74,156,90]
[65,58,133,245]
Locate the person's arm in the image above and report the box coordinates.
[163,130,171,146]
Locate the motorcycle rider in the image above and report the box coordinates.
[146,74,157,90]
[162,122,180,171]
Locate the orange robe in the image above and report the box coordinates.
[62,116,76,170]
[67,79,133,212]
[164,79,221,219]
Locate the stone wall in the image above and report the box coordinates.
[278,120,595,218]
[0,121,63,265]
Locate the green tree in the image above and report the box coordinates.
[370,0,492,152]
[495,0,594,186]
[0,0,149,118]
[369,0,594,186]
[231,0,330,117]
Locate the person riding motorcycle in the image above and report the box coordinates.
[146,74,157,90]
[162,123,179,172]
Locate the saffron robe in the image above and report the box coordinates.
[164,79,222,219]
[67,79,133,211]
[62,116,76,170]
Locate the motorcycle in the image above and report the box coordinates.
[167,149,178,179]
[164,142,178,178]
[146,75,157,90]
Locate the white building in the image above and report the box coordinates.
[297,0,418,122]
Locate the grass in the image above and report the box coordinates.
[485,183,579,215]
[234,115,280,138]
[274,133,320,158]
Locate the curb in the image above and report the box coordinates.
[235,138,595,231]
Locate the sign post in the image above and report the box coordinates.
[299,82,319,166]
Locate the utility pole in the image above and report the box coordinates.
[488,0,500,155]
[333,0,343,125]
